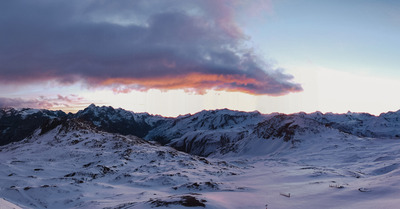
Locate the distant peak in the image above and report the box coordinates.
[0,106,14,111]
[88,103,97,109]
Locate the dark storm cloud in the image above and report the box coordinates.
[0,0,302,95]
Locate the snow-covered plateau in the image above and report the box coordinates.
[1,105,400,208]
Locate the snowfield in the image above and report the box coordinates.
[0,120,245,209]
[1,106,400,208]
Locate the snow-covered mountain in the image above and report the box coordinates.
[146,109,400,156]
[2,105,400,208]
[305,110,400,138]
[74,104,167,138]
[2,105,400,156]
[0,107,66,146]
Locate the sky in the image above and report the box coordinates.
[0,0,399,116]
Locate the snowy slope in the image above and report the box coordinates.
[145,109,400,157]
[1,117,400,208]
[145,109,267,156]
[2,106,400,208]
[145,111,344,157]
[305,110,400,138]
[0,119,245,209]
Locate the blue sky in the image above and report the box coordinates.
[247,0,400,77]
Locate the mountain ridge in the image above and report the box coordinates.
[2,104,400,155]
[2,105,400,208]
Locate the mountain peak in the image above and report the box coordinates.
[77,104,116,116]
[87,103,97,109]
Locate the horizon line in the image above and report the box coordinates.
[1,103,399,118]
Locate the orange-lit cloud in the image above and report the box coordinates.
[96,72,301,96]
[0,0,301,96]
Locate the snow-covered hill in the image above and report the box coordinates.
[1,105,400,208]
[0,119,245,208]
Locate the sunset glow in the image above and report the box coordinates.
[1,0,399,116]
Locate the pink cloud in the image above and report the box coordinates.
[0,0,301,96]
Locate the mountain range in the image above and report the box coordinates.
[2,104,400,155]
[1,105,400,208]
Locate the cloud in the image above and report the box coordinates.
[0,95,90,111]
[0,0,302,95]
[0,97,55,110]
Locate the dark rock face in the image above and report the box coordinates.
[0,108,66,145]
[254,114,299,141]
[149,195,206,207]
[74,104,157,138]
